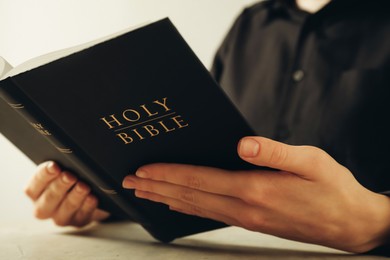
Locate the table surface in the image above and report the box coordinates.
[0,220,386,260]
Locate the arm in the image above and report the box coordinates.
[25,161,110,227]
[122,136,390,253]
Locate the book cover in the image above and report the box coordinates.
[0,18,256,242]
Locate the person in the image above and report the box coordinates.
[25,0,390,255]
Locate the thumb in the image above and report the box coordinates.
[237,136,339,179]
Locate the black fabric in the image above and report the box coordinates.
[211,0,390,193]
[366,244,390,257]
[211,0,390,255]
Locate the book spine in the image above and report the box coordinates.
[0,78,145,222]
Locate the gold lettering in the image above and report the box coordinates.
[157,120,175,133]
[100,115,123,129]
[31,123,51,136]
[101,98,189,145]
[153,97,171,112]
[171,115,189,129]
[123,109,141,122]
[131,128,145,140]
[116,133,134,144]
[140,104,158,117]
[143,125,160,137]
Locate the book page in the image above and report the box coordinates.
[0,57,13,79]
[0,20,150,81]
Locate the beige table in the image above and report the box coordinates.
[0,220,386,260]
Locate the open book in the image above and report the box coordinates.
[0,21,151,80]
[0,18,256,242]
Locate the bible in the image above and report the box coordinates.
[0,18,255,242]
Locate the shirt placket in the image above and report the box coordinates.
[274,14,316,143]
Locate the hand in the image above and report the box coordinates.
[122,136,390,253]
[25,161,110,227]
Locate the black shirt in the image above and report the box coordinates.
[211,0,390,193]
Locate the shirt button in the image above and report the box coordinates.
[292,69,305,82]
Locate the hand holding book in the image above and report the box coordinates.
[25,161,110,227]
[121,136,390,253]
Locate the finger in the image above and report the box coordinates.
[25,161,61,200]
[71,195,99,227]
[34,172,77,219]
[136,189,289,236]
[237,136,339,179]
[130,176,248,215]
[135,190,240,227]
[91,209,111,222]
[72,199,110,226]
[52,182,91,226]
[124,164,255,197]
[126,175,260,225]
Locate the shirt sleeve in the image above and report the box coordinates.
[210,7,249,82]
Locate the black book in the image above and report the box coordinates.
[0,18,255,242]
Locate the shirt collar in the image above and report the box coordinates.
[266,0,360,25]
[265,0,308,25]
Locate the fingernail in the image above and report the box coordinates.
[239,138,260,158]
[135,170,147,178]
[75,182,89,194]
[62,172,76,184]
[123,176,136,189]
[46,161,59,175]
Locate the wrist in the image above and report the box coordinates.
[350,191,390,253]
[369,193,390,249]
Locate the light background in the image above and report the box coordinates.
[0,0,259,222]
